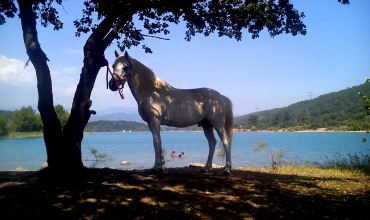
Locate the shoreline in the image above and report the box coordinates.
[1,129,367,139]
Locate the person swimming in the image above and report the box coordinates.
[171,151,176,157]
[179,152,185,158]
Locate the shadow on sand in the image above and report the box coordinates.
[0,167,369,219]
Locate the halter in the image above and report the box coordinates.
[100,56,125,99]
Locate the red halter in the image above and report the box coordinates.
[101,56,125,99]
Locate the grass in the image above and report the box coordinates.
[258,151,370,196]
[2,131,92,139]
[5,131,43,138]
[317,152,370,175]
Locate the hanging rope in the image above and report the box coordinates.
[100,55,125,99]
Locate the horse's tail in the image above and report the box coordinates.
[223,95,233,143]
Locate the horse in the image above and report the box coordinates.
[108,50,233,174]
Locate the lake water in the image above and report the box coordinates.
[1,132,369,171]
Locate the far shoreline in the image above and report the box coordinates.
[1,129,368,139]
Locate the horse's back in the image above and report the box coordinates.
[147,87,227,127]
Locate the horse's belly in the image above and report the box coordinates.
[161,111,203,127]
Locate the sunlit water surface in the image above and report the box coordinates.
[1,132,369,170]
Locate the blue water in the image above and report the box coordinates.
[1,132,369,170]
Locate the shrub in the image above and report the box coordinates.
[253,141,289,169]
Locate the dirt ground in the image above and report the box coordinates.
[0,167,369,219]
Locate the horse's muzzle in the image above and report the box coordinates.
[108,75,119,91]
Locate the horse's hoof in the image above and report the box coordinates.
[201,167,211,173]
[151,168,164,173]
[222,170,231,176]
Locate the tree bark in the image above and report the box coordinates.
[18,0,84,171]
[18,0,130,172]
[62,15,119,169]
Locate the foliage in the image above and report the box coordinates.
[0,105,69,136]
[0,0,63,29]
[54,104,69,128]
[315,152,370,175]
[12,106,43,132]
[358,77,370,142]
[0,0,17,25]
[235,83,370,131]
[253,140,288,169]
[72,0,315,53]
[88,146,112,161]
[0,114,6,135]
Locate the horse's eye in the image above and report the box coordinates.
[123,66,128,71]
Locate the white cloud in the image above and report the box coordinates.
[0,55,36,85]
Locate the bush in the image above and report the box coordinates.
[88,147,113,161]
[253,141,289,169]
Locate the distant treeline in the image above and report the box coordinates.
[234,83,370,131]
[0,106,201,135]
[84,120,202,132]
[0,105,69,136]
[84,120,150,132]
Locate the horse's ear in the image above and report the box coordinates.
[124,51,130,59]
[115,50,120,58]
[124,51,134,68]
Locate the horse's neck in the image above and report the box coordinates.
[128,60,173,101]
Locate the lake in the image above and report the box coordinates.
[1,132,369,171]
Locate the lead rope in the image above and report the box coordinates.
[100,56,125,99]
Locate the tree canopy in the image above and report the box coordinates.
[75,0,311,53]
[1,0,350,55]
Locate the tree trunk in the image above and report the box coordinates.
[62,15,121,169]
[18,0,83,171]
[18,1,123,172]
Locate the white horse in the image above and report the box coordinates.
[108,51,233,174]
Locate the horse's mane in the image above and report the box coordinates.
[131,59,172,94]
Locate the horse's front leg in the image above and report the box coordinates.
[148,118,165,171]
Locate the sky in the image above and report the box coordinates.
[0,1,369,116]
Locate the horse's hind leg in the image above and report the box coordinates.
[201,123,217,173]
[214,127,232,175]
[147,118,165,171]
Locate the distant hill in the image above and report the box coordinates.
[234,83,370,131]
[0,110,12,115]
[89,112,144,122]
[84,120,201,132]
[84,120,149,132]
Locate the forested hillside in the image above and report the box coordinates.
[84,120,150,132]
[83,120,201,132]
[234,83,370,131]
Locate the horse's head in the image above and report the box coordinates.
[108,50,134,92]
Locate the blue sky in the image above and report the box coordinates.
[0,0,369,116]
